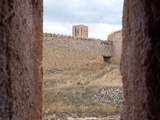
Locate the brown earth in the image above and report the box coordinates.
[43,63,122,120]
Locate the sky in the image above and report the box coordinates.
[44,0,124,40]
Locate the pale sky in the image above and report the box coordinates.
[44,0,124,40]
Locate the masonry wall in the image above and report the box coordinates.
[121,0,160,120]
[0,0,43,120]
[108,30,122,64]
[43,34,112,71]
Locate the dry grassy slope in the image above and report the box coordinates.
[44,64,122,89]
[43,63,122,119]
[43,38,122,119]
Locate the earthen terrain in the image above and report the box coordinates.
[43,31,123,120]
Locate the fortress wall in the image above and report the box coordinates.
[43,34,111,70]
[108,31,122,64]
[44,33,103,41]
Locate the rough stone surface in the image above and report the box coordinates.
[92,87,123,106]
[72,25,88,38]
[0,0,43,120]
[43,34,112,70]
[121,0,160,120]
[108,31,122,64]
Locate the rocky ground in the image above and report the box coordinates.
[44,114,120,120]
[93,87,123,107]
[43,64,123,120]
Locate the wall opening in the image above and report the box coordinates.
[103,56,111,63]
[2,0,160,120]
[43,0,124,119]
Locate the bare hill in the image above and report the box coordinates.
[43,63,122,120]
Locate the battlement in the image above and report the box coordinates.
[44,33,73,40]
[44,25,112,44]
[43,30,123,71]
[43,33,110,44]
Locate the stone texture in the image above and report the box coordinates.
[108,31,122,64]
[43,34,112,70]
[72,25,88,38]
[0,0,43,120]
[121,0,160,120]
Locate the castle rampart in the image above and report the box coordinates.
[44,33,104,42]
[43,25,122,71]
[43,32,113,70]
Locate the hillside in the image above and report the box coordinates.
[43,63,122,120]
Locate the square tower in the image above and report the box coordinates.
[72,25,88,38]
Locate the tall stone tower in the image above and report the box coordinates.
[72,25,88,38]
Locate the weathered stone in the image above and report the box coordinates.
[43,33,112,70]
[121,0,160,120]
[0,0,43,120]
[72,25,88,38]
[108,31,122,64]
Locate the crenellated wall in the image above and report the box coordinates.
[44,33,104,41]
[43,33,112,70]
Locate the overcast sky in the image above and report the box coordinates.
[44,0,124,39]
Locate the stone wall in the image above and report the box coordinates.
[2,0,160,120]
[43,34,112,70]
[121,0,160,120]
[0,0,43,120]
[44,33,103,41]
[108,31,122,64]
